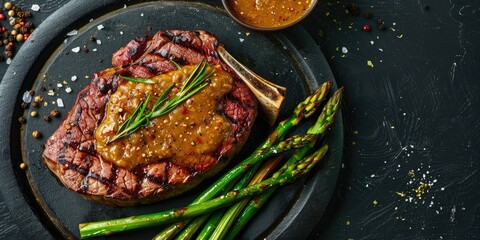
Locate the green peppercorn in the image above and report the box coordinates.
[16,34,23,42]
[32,130,41,138]
[4,2,12,10]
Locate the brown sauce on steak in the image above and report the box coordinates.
[96,65,233,170]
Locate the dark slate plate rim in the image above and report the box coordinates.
[0,0,343,239]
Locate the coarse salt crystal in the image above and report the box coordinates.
[72,47,80,53]
[48,90,55,96]
[239,38,244,43]
[57,83,63,88]
[66,30,78,36]
[71,76,77,81]
[141,13,144,17]
[22,91,32,103]
[96,39,102,45]
[93,48,97,52]
[57,98,64,108]
[97,24,105,30]
[370,41,374,45]
[31,4,40,11]
[65,87,72,93]
[120,31,123,35]
[341,47,348,54]
[6,58,12,64]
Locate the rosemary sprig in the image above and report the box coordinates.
[107,60,214,144]
[121,76,155,84]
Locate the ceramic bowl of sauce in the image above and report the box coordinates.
[222,0,318,31]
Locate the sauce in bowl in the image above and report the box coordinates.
[223,0,316,30]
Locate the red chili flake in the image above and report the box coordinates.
[24,33,30,40]
[188,149,195,155]
[150,134,155,139]
[182,105,189,115]
[63,163,69,170]
[196,137,202,144]
[217,121,223,126]
[120,141,126,146]
[362,24,372,32]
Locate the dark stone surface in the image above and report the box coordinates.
[0,0,478,239]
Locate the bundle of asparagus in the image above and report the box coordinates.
[79,81,343,239]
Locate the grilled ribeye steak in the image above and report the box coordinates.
[42,30,258,206]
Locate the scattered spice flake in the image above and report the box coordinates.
[396,192,406,197]
[71,76,77,81]
[373,200,378,206]
[66,30,78,36]
[65,87,72,93]
[379,48,384,52]
[239,38,244,43]
[31,4,40,11]
[57,98,64,108]
[414,182,429,199]
[346,220,351,225]
[245,32,250,36]
[367,60,374,67]
[48,90,55,96]
[97,24,105,30]
[93,48,98,52]
[397,34,404,39]
[71,47,80,53]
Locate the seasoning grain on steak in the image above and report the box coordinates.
[42,30,258,206]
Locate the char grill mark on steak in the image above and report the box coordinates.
[43,30,257,206]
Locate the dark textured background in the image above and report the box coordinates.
[0,0,478,239]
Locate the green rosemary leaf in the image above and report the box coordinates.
[170,60,182,70]
[121,76,156,84]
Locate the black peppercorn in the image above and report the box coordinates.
[422,4,429,11]
[24,11,31,18]
[378,23,386,31]
[3,32,9,38]
[31,101,38,108]
[50,109,60,118]
[28,90,35,96]
[40,86,46,92]
[83,44,89,53]
[20,26,28,34]
[43,115,51,122]
[364,11,373,19]
[89,35,96,41]
[17,11,24,18]
[24,21,33,29]
[8,34,15,42]
[5,50,13,58]
[18,116,26,124]
[376,18,383,24]
[21,102,28,109]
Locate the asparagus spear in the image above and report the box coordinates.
[153,81,333,239]
[223,87,344,239]
[78,143,328,239]
[194,156,282,240]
